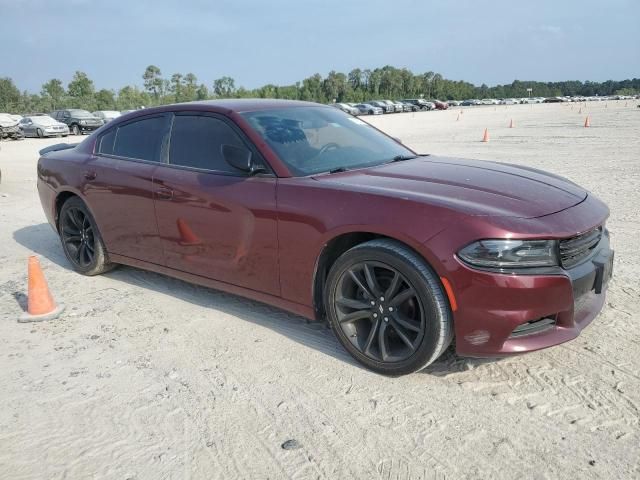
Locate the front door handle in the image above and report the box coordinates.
[83,171,97,181]
[156,188,173,200]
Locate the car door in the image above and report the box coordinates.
[20,118,34,136]
[83,114,170,265]
[152,112,280,295]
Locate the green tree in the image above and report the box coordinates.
[95,89,116,110]
[67,71,95,109]
[41,79,65,110]
[213,76,236,97]
[170,73,184,102]
[143,65,164,103]
[0,77,23,111]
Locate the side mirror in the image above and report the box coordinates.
[221,144,266,175]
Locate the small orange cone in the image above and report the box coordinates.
[177,218,202,246]
[19,256,65,323]
[481,128,489,142]
[584,115,591,128]
[509,119,514,128]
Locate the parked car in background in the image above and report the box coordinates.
[543,97,563,103]
[432,100,449,110]
[398,101,419,112]
[382,100,403,113]
[0,113,24,140]
[353,103,383,115]
[331,103,360,116]
[51,109,103,135]
[402,99,433,110]
[37,99,614,375]
[392,101,412,112]
[447,100,461,107]
[93,110,121,123]
[19,115,69,137]
[369,101,394,114]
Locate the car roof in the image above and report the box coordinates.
[175,99,322,113]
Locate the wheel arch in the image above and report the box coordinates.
[54,189,99,234]
[311,230,444,321]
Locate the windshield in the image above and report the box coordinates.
[69,109,94,118]
[241,106,414,176]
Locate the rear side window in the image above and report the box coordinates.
[168,115,245,173]
[112,116,167,162]
[98,129,116,155]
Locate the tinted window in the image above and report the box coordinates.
[98,129,116,155]
[113,116,167,162]
[168,115,245,173]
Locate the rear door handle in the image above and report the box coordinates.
[156,188,173,200]
[83,171,97,181]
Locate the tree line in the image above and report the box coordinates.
[1,65,638,114]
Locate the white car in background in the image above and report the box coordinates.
[19,115,69,138]
[92,110,121,124]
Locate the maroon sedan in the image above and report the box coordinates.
[36,100,614,375]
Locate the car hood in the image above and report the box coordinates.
[312,156,588,218]
[0,118,18,128]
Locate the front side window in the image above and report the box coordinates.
[242,106,414,176]
[110,116,167,161]
[168,115,247,173]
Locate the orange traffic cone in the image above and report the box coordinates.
[19,256,65,323]
[177,218,202,246]
[509,119,514,128]
[481,128,489,142]
[584,116,590,128]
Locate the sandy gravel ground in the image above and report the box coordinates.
[0,101,639,480]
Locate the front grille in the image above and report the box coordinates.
[559,226,602,268]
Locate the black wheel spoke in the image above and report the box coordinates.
[384,271,401,300]
[348,269,373,299]
[336,296,371,310]
[339,310,370,324]
[363,319,380,354]
[378,321,389,361]
[363,263,382,297]
[390,287,415,307]
[392,311,421,333]
[390,319,416,351]
[65,234,82,243]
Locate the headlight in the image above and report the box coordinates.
[458,239,559,269]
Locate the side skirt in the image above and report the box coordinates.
[108,253,316,321]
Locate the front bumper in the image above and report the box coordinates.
[451,235,613,357]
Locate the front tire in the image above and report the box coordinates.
[36,128,44,138]
[71,124,80,135]
[58,197,115,276]
[325,239,453,375]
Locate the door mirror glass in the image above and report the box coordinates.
[221,144,253,172]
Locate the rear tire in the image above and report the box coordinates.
[325,239,453,376]
[58,196,115,276]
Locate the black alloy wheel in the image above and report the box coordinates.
[334,261,425,363]
[58,196,115,276]
[325,239,453,375]
[61,206,96,268]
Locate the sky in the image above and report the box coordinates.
[1,0,638,93]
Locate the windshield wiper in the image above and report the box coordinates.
[328,167,349,174]
[389,154,419,163]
